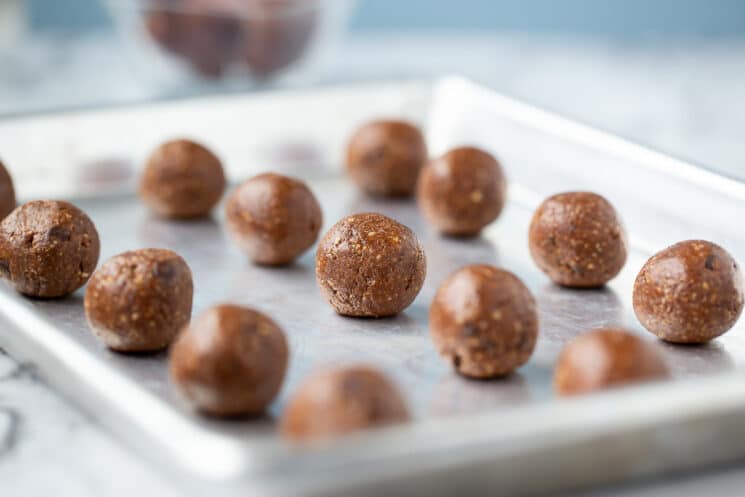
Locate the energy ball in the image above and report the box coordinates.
[0,200,100,298]
[430,265,538,378]
[85,249,193,352]
[225,173,322,265]
[242,0,319,77]
[281,365,410,442]
[633,240,744,343]
[529,192,627,288]
[417,147,506,237]
[0,160,15,220]
[315,213,426,317]
[346,120,427,197]
[144,0,241,78]
[170,304,288,417]
[139,139,226,219]
[554,328,669,396]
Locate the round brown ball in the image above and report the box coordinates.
[346,120,427,197]
[315,212,426,317]
[417,147,507,236]
[281,365,410,442]
[633,240,744,343]
[429,265,538,378]
[554,328,669,396]
[144,0,241,78]
[170,304,288,417]
[242,0,319,77]
[85,249,193,352]
[0,160,16,220]
[225,173,322,265]
[139,139,226,219]
[0,200,100,298]
[529,191,627,287]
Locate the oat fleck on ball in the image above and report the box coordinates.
[346,120,427,197]
[429,265,538,378]
[315,212,426,317]
[529,191,627,287]
[554,328,669,396]
[170,304,288,417]
[417,146,507,237]
[0,160,16,220]
[0,200,100,298]
[85,249,193,352]
[633,240,744,343]
[281,365,410,442]
[139,139,226,219]
[225,173,322,265]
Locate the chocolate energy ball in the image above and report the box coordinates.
[417,147,506,237]
[429,265,538,378]
[281,365,410,442]
[346,120,428,197]
[225,173,322,265]
[0,201,100,298]
[633,240,744,343]
[170,304,288,417]
[144,0,318,79]
[529,192,627,288]
[144,0,241,78]
[315,213,426,317]
[85,249,193,352]
[554,328,669,396]
[139,139,226,219]
[0,160,16,220]
[242,0,320,77]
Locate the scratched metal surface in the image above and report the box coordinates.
[1,78,744,496]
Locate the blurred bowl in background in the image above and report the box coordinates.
[104,0,355,91]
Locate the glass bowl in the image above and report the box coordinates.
[104,0,355,91]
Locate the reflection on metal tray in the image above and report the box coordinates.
[0,77,744,497]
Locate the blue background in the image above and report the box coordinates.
[28,0,745,36]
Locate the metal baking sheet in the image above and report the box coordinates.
[1,77,745,497]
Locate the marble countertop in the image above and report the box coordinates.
[1,32,745,497]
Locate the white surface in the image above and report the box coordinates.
[1,32,745,497]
